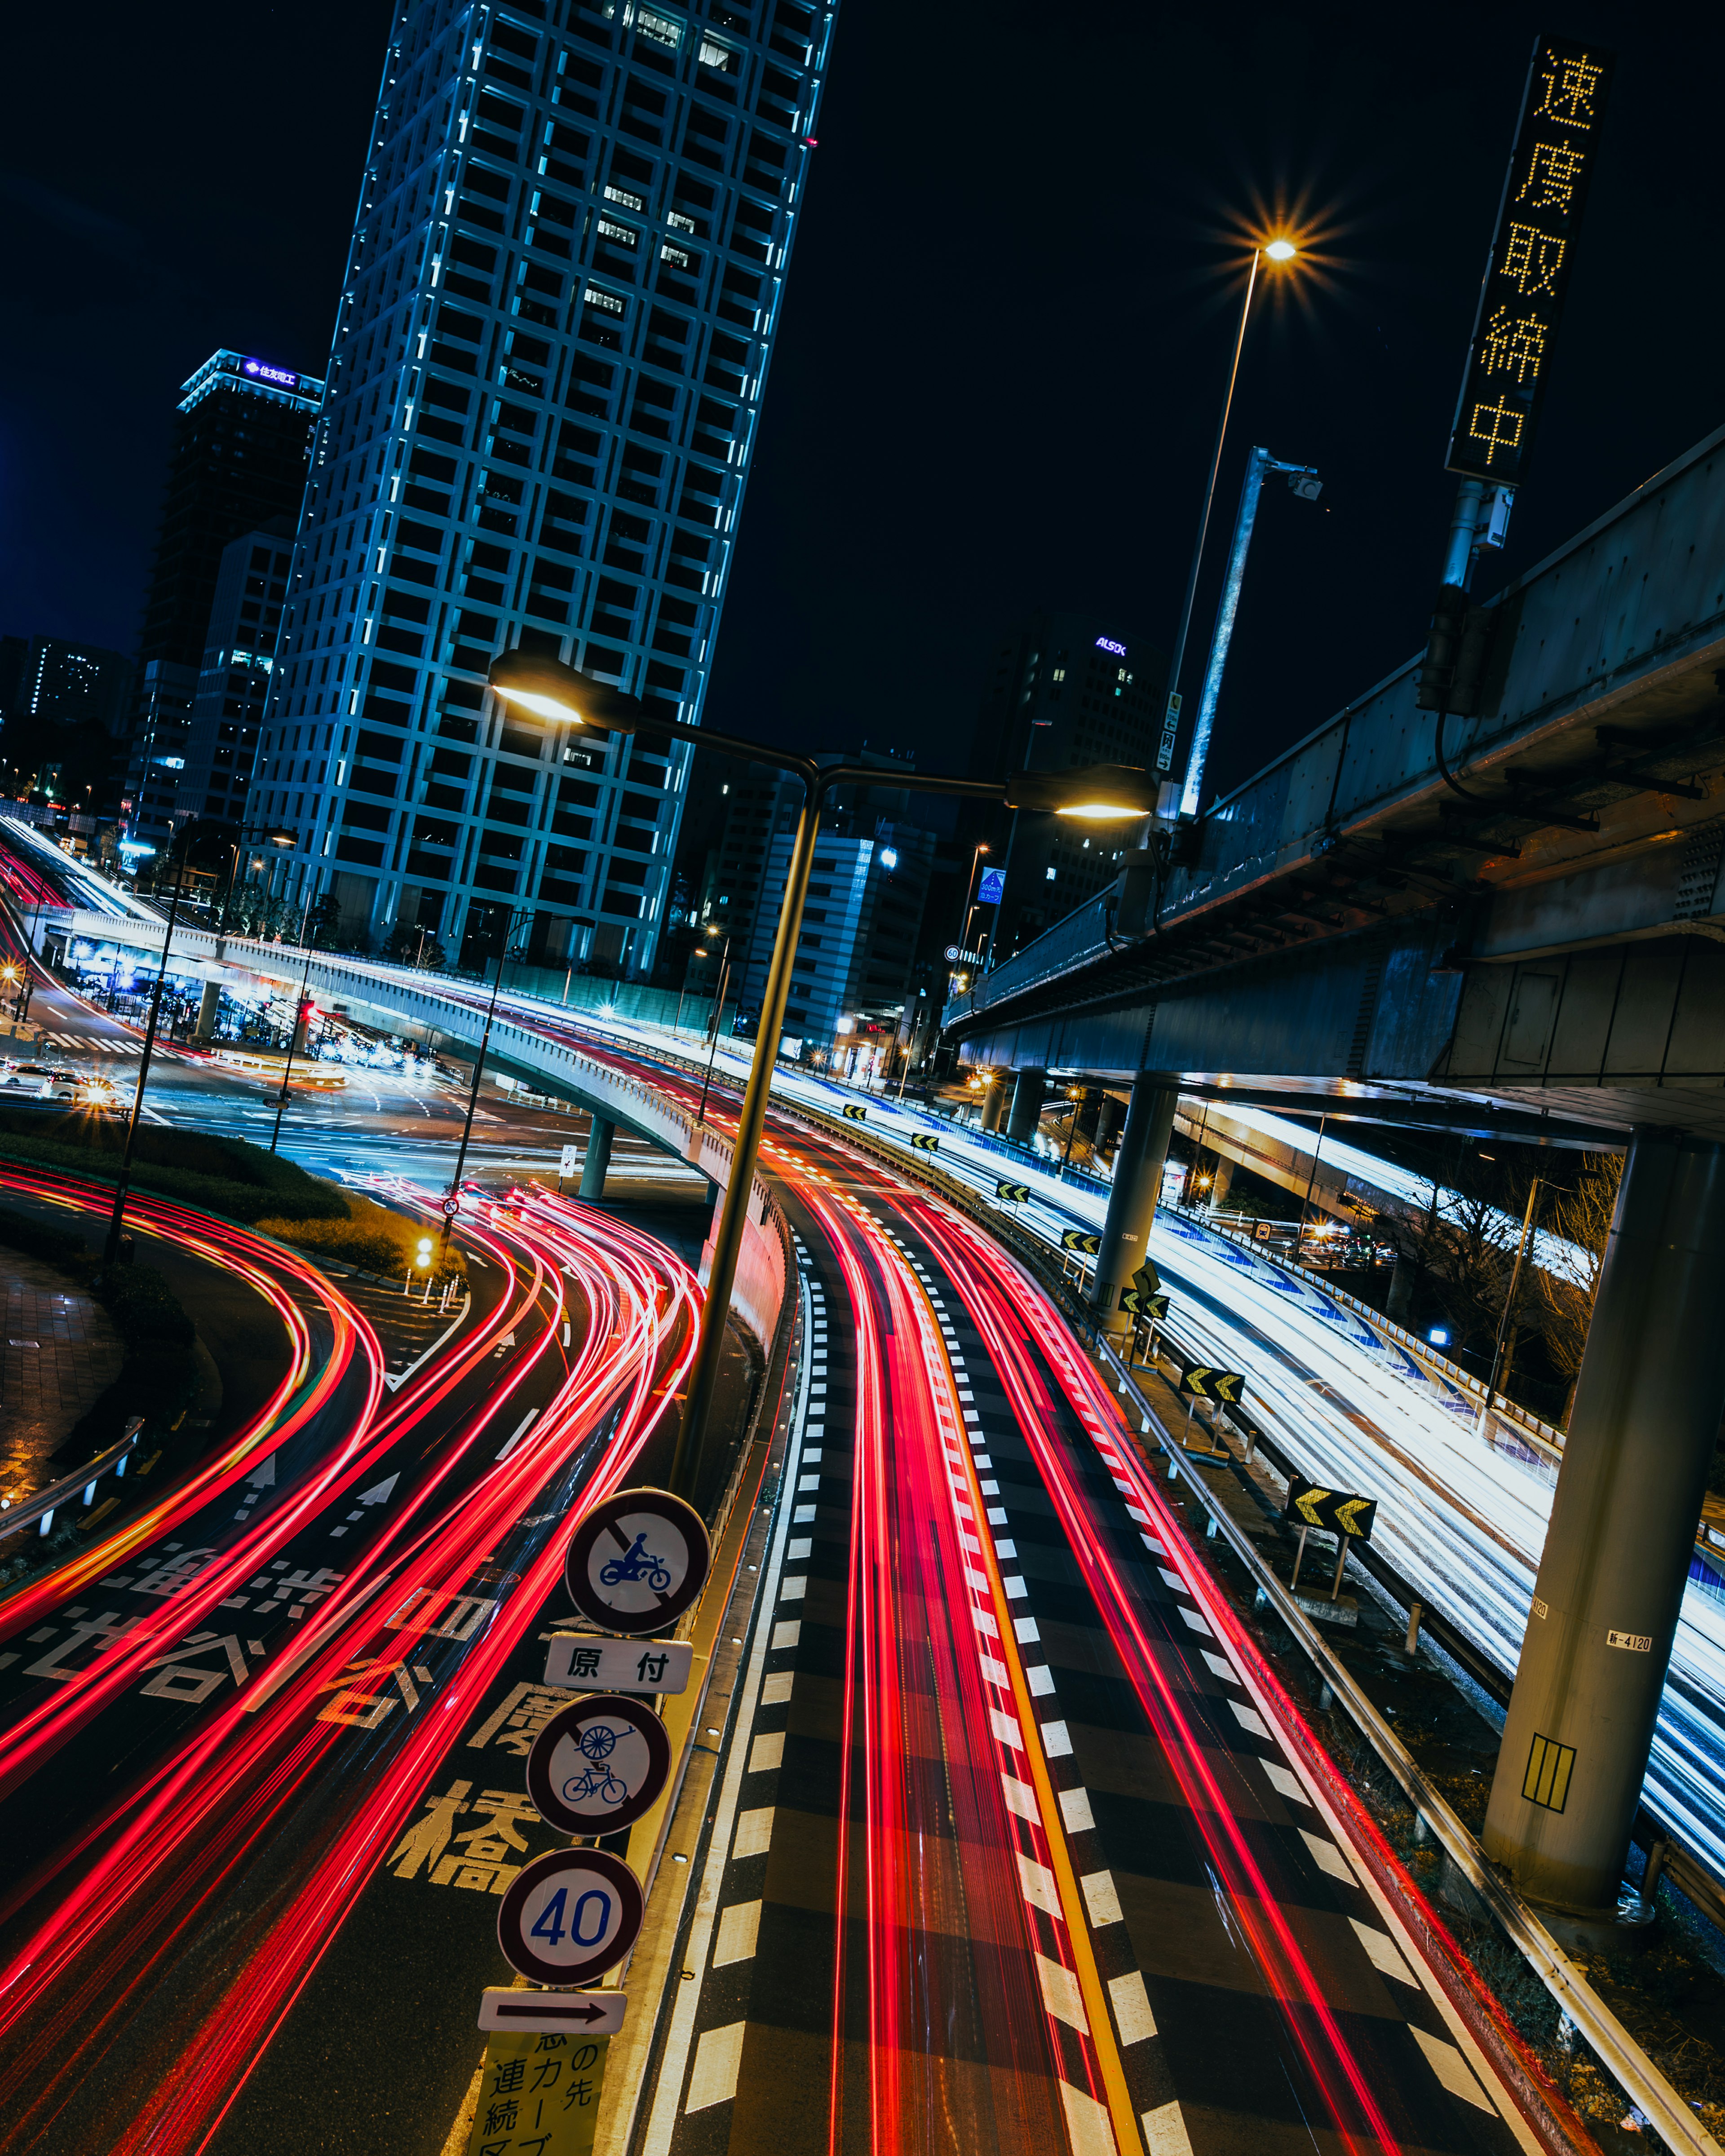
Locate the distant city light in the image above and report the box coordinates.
[1428,1325,1451,1346]
[878,847,898,871]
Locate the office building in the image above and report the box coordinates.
[0,639,134,811]
[248,0,836,972]
[118,352,320,836]
[139,352,325,671]
[964,610,1163,964]
[177,521,296,841]
[709,751,935,1061]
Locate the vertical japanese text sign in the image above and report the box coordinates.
[1446,35,1615,484]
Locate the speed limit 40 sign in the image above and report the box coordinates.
[498,1848,644,1987]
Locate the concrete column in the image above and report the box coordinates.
[195,980,221,1041]
[1483,1128,1725,1916]
[1208,1157,1234,1210]
[980,1072,1006,1133]
[1007,1068,1046,1144]
[1090,1077,1178,1321]
[1094,1093,1126,1157]
[579,1113,616,1200]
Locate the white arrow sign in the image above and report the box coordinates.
[478,1988,626,2036]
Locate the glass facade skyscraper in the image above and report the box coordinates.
[252,0,836,972]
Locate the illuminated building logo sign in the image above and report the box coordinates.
[241,358,301,389]
[1095,637,1127,656]
[1446,35,1614,484]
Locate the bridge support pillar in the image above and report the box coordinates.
[1090,1077,1177,1325]
[579,1113,615,1200]
[1208,1157,1233,1210]
[195,980,221,1041]
[1483,1127,1725,1916]
[980,1071,1006,1134]
[1006,1068,1045,1144]
[1094,1092,1125,1158]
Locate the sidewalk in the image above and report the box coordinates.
[0,1252,124,1504]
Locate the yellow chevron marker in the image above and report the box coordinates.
[1295,1486,1332,1526]
[1334,1497,1373,1536]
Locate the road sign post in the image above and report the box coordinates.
[497,1848,644,1988]
[478,1988,627,2036]
[565,1487,711,1635]
[526,1694,672,1836]
[559,1142,580,1188]
[1283,1474,1378,1599]
[544,1635,694,1693]
[465,2026,612,2155]
[1176,1363,1246,1456]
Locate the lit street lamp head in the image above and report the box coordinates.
[487,649,645,734]
[1263,237,1298,262]
[1003,762,1159,819]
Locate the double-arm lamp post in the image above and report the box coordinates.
[487,650,1156,1502]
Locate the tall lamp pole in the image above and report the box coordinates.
[438,905,532,1264]
[489,653,1157,1503]
[103,827,194,1266]
[1157,236,1300,802]
[695,930,733,1126]
[269,875,324,1154]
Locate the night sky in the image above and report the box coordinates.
[4,3,1721,806]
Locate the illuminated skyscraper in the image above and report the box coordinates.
[250,0,836,971]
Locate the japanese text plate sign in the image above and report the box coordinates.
[544,1635,694,1694]
[464,2027,610,2156]
[526,1693,672,1835]
[1283,1472,1378,1543]
[1446,34,1615,483]
[565,1486,710,1635]
[498,1847,644,1987]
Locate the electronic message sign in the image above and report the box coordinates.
[1446,35,1614,485]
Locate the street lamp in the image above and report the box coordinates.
[102,823,296,1262]
[1157,233,1303,807]
[439,901,536,1265]
[488,650,1157,1501]
[694,928,734,1125]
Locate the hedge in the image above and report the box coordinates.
[0,1108,348,1225]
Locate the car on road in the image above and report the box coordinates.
[0,1061,68,1095]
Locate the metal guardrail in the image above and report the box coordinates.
[0,1417,144,1543]
[1096,1333,1712,2156]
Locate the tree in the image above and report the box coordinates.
[1527,1154,1622,1424]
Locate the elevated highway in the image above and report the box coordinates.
[945,418,1725,1934]
[946,419,1725,1143]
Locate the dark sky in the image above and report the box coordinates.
[4,3,1721,804]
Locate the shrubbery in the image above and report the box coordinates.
[0,1107,347,1225]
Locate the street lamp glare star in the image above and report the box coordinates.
[1263,237,1297,262]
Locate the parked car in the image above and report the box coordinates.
[32,1069,82,1101]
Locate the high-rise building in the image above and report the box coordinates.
[708,751,935,1061]
[0,639,134,812]
[117,352,321,835]
[964,610,1163,964]
[248,0,836,972]
[177,521,297,839]
[15,641,135,734]
[139,353,325,671]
